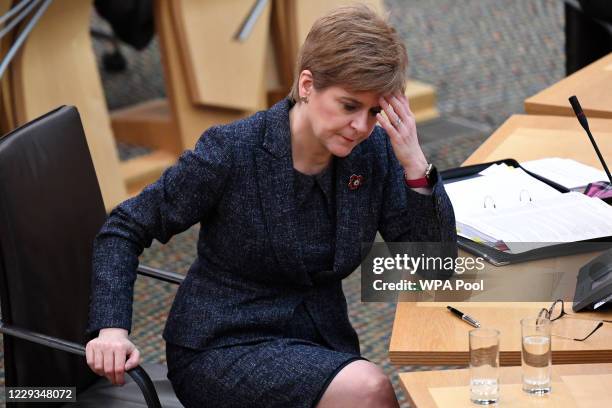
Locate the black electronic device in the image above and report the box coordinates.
[573,249,612,312]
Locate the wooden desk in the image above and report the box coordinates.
[390,114,612,367]
[390,301,612,366]
[524,52,612,119]
[463,114,612,167]
[400,363,612,408]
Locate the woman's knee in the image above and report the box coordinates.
[317,360,397,408]
[359,370,395,406]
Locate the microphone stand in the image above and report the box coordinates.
[569,95,612,202]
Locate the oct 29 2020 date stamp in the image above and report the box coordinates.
[5,387,76,402]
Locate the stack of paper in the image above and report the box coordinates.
[521,158,608,190]
[445,163,612,254]
[444,165,562,221]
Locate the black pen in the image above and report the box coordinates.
[447,306,481,328]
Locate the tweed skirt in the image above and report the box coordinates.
[165,303,364,408]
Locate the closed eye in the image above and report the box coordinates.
[340,99,381,117]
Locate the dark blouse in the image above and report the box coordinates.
[288,163,337,345]
[292,161,336,277]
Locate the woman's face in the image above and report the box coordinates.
[306,86,382,157]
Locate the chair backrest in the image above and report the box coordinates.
[0,106,106,396]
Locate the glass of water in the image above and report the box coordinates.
[521,317,551,395]
[469,328,500,405]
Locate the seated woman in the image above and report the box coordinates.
[85,5,456,407]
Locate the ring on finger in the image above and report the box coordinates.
[395,117,402,128]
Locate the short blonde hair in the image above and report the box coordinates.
[290,4,408,102]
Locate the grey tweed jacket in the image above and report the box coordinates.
[87,98,456,353]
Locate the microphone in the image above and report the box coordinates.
[569,95,612,186]
[569,95,589,133]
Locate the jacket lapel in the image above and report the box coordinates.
[256,100,312,286]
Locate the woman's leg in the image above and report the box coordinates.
[316,360,399,408]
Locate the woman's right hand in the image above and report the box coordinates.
[85,328,141,386]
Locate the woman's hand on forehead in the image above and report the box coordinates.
[376,92,428,178]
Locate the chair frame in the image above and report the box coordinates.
[0,265,184,408]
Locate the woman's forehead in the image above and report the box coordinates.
[328,86,382,106]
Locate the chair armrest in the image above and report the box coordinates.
[0,322,162,408]
[137,264,184,285]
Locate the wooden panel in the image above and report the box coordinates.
[430,383,575,407]
[0,0,16,135]
[169,0,270,111]
[269,0,297,91]
[110,98,181,154]
[561,372,612,407]
[156,0,250,150]
[120,150,176,197]
[400,363,612,408]
[525,52,612,119]
[10,0,126,210]
[463,115,612,167]
[406,80,439,123]
[295,0,384,46]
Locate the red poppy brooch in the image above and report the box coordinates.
[348,174,364,190]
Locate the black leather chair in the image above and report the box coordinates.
[0,106,185,407]
[565,0,612,75]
